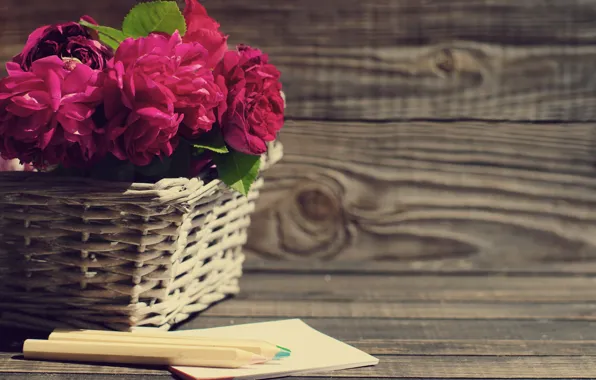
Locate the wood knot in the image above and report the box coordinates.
[434,48,455,75]
[247,178,352,260]
[296,188,339,222]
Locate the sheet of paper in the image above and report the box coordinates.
[168,319,379,380]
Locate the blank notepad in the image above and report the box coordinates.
[168,319,379,380]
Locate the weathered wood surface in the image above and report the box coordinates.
[246,120,596,263]
[206,300,596,320]
[1,0,596,376]
[187,317,596,341]
[3,353,596,378]
[248,43,596,121]
[2,0,596,121]
[2,265,596,378]
[0,376,170,380]
[244,258,596,274]
[237,273,596,302]
[207,0,596,121]
[2,0,596,262]
[6,317,596,344]
[5,0,596,54]
[333,339,596,356]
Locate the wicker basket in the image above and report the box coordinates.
[0,143,282,331]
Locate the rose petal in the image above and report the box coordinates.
[62,63,94,94]
[182,0,228,68]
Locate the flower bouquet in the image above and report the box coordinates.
[0,1,284,330]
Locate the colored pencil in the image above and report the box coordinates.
[24,339,268,368]
[50,329,291,360]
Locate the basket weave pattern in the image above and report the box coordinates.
[0,143,282,331]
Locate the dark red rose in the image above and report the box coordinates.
[12,17,113,71]
[62,36,113,70]
[214,45,284,155]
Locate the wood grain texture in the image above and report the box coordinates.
[5,316,596,343]
[206,0,596,121]
[203,300,596,320]
[4,354,596,378]
[4,0,596,52]
[3,268,596,378]
[4,318,596,377]
[238,273,596,302]
[0,376,169,380]
[2,1,596,121]
[0,378,521,380]
[178,317,596,341]
[244,258,596,274]
[342,339,596,356]
[307,356,596,378]
[0,354,165,375]
[2,378,595,380]
[247,120,596,264]
[205,0,596,47]
[253,43,596,121]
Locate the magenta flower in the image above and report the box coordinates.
[214,45,284,155]
[12,17,113,71]
[104,31,222,166]
[0,56,104,168]
[104,103,183,167]
[183,0,228,68]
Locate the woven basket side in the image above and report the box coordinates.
[0,142,282,330]
[135,178,263,328]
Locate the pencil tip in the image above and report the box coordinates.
[250,354,269,365]
[276,345,291,353]
[273,350,291,360]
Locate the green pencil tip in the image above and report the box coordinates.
[277,345,291,353]
[273,350,292,360]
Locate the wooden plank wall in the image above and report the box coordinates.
[2,0,596,267]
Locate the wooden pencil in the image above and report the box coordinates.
[24,339,268,368]
[50,329,290,360]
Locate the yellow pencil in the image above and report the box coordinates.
[50,329,291,360]
[24,339,267,368]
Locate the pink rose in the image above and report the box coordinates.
[0,56,104,168]
[105,106,183,167]
[104,32,222,166]
[214,45,284,155]
[12,17,113,71]
[183,0,228,68]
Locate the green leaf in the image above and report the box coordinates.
[213,151,261,196]
[79,19,127,50]
[122,1,187,38]
[194,143,228,154]
[192,129,229,154]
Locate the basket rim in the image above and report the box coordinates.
[0,142,283,206]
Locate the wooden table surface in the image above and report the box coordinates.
[2,259,596,379]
